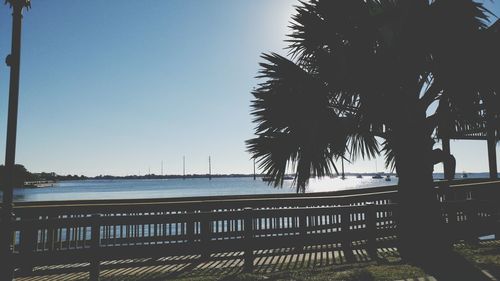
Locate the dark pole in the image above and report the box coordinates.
[183,156,185,180]
[441,99,454,181]
[253,158,256,180]
[1,1,29,280]
[442,137,451,178]
[341,158,345,180]
[208,156,211,180]
[487,115,498,179]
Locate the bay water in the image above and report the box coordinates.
[3,173,490,202]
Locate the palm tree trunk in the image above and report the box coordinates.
[392,120,448,261]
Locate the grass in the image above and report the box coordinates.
[455,240,500,278]
[154,261,427,281]
[66,256,427,281]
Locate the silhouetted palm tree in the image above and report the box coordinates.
[247,0,499,263]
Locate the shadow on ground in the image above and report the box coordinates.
[15,241,500,281]
[15,245,414,281]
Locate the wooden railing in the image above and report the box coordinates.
[3,179,500,279]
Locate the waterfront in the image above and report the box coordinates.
[2,173,490,202]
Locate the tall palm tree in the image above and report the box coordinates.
[247,0,499,262]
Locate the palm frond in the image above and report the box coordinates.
[247,52,349,192]
[248,0,498,192]
[381,137,396,172]
[287,0,376,67]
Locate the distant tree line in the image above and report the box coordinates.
[0,164,87,187]
[0,165,262,187]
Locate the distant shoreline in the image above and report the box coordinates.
[61,172,489,181]
[72,172,394,181]
[90,174,262,180]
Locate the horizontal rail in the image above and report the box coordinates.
[3,180,496,216]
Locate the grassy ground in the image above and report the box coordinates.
[166,263,426,281]
[455,240,500,279]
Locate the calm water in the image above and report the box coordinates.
[2,173,490,202]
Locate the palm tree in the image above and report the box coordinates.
[247,0,499,263]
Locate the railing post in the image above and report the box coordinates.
[366,203,377,258]
[90,214,101,281]
[187,211,194,244]
[19,215,38,273]
[496,210,500,241]
[0,210,15,281]
[298,213,307,251]
[243,207,254,272]
[445,203,458,245]
[465,199,479,245]
[494,201,500,240]
[46,215,56,252]
[200,208,210,260]
[341,210,354,262]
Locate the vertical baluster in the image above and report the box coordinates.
[41,226,46,251]
[162,213,167,237]
[141,220,145,245]
[65,221,71,250]
[113,224,117,246]
[72,219,78,249]
[46,215,56,252]
[106,221,111,246]
[316,214,320,233]
[126,223,130,245]
[120,224,124,246]
[154,221,158,245]
[59,225,64,250]
[298,213,307,251]
[135,214,139,243]
[82,226,88,248]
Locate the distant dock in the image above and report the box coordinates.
[23,180,55,188]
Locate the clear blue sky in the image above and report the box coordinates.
[0,0,498,176]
